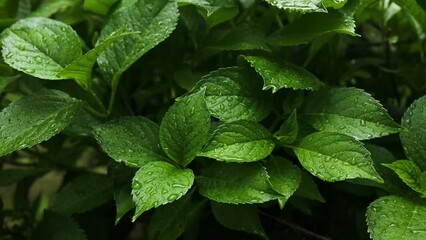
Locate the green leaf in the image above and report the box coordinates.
[94,116,168,168]
[323,0,347,9]
[211,202,268,240]
[301,87,402,140]
[400,95,426,170]
[179,0,239,28]
[131,161,194,221]
[293,131,383,182]
[275,109,298,145]
[294,171,325,202]
[264,0,326,12]
[109,163,136,224]
[0,89,82,157]
[51,173,113,216]
[58,28,136,90]
[199,120,275,162]
[159,89,211,166]
[0,17,82,79]
[83,0,118,15]
[268,11,358,46]
[367,195,426,240]
[97,0,179,84]
[393,0,426,30]
[383,160,426,197]
[192,67,271,122]
[30,0,80,17]
[147,192,205,240]
[242,55,324,92]
[197,162,280,204]
[32,211,87,240]
[265,157,302,208]
[210,24,269,51]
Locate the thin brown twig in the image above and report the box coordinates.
[259,211,332,240]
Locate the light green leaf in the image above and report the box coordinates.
[97,0,179,84]
[179,0,238,28]
[199,120,275,162]
[211,202,268,240]
[58,28,136,90]
[210,24,269,51]
[0,17,82,79]
[265,157,302,208]
[83,0,118,15]
[0,89,82,157]
[31,0,80,17]
[51,173,113,216]
[147,192,205,240]
[400,95,426,170]
[160,89,211,166]
[32,211,87,240]
[294,131,383,182]
[94,116,168,168]
[294,171,325,202]
[197,162,280,204]
[383,160,426,197]
[367,195,426,240]
[131,161,194,221]
[275,109,298,145]
[268,11,358,46]
[264,0,326,12]
[243,56,324,92]
[301,87,402,140]
[323,0,347,9]
[192,67,271,122]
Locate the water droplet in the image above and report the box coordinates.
[132,181,142,189]
[167,194,178,201]
[18,45,26,50]
[360,119,366,126]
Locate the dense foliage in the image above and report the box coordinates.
[0,0,425,239]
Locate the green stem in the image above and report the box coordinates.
[89,89,108,113]
[84,105,108,118]
[273,9,284,29]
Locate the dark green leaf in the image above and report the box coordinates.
[265,157,302,208]
[275,109,298,145]
[51,173,113,216]
[32,211,87,240]
[97,0,179,84]
[294,171,325,202]
[301,87,402,140]
[179,0,238,28]
[211,202,268,240]
[160,89,210,166]
[367,195,426,239]
[132,161,194,221]
[197,162,280,204]
[400,95,426,170]
[109,163,136,224]
[0,17,82,79]
[147,192,205,240]
[192,67,271,122]
[243,55,324,92]
[0,89,82,157]
[94,116,168,168]
[268,11,358,46]
[199,120,275,162]
[383,160,426,197]
[294,131,383,182]
[210,24,269,51]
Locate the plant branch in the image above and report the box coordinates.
[259,211,331,240]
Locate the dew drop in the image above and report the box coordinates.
[132,181,142,189]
